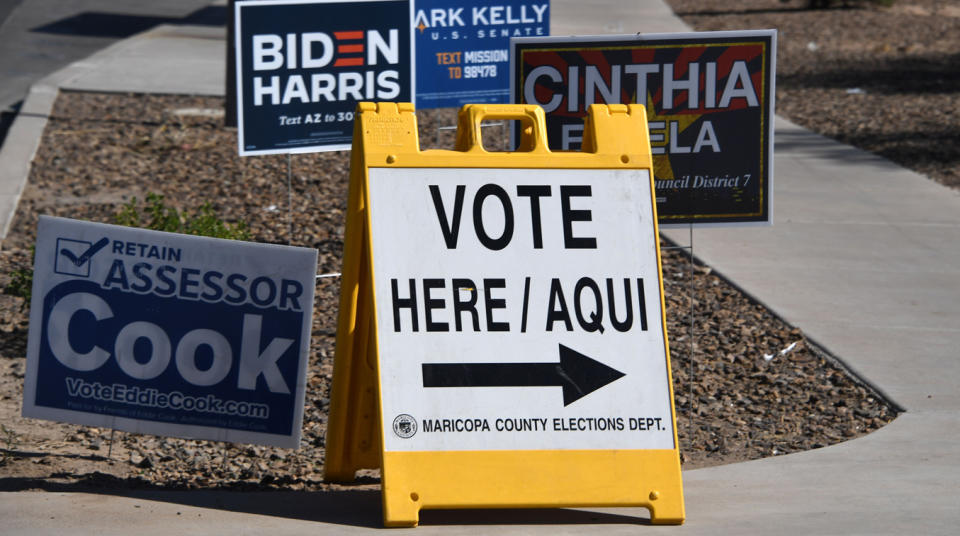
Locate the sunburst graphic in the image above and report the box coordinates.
[643,91,703,181]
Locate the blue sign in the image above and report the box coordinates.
[235,0,414,155]
[22,217,318,448]
[414,0,549,109]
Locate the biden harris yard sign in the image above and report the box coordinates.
[22,216,318,448]
[235,0,414,155]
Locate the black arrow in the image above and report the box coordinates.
[421,344,625,406]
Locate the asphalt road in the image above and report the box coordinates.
[0,0,222,146]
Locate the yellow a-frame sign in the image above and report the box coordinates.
[324,102,684,527]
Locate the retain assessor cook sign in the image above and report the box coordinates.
[512,31,776,225]
[22,216,317,448]
[368,167,674,452]
[235,0,414,155]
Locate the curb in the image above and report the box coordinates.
[0,82,56,241]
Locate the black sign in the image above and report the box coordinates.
[511,31,776,225]
[235,0,413,155]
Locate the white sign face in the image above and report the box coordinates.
[368,168,674,452]
[23,216,317,448]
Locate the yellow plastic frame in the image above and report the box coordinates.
[324,102,684,527]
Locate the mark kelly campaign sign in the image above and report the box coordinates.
[235,0,414,155]
[22,216,318,448]
[511,31,776,225]
[414,0,548,109]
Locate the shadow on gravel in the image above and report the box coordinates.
[0,327,28,359]
[0,450,111,462]
[780,53,960,95]
[672,6,807,16]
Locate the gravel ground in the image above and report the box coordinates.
[4,0,944,490]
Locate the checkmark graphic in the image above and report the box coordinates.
[60,237,109,267]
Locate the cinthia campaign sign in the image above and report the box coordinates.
[22,216,317,448]
[511,31,777,225]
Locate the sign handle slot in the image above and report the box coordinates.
[454,104,550,154]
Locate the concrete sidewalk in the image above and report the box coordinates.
[1,0,958,534]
